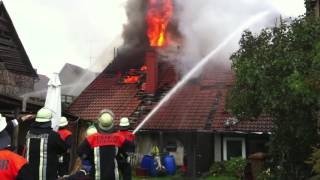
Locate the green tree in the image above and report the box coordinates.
[227,16,320,179]
[305,0,314,15]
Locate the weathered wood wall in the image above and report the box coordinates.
[0,69,34,96]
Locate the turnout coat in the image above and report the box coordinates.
[0,149,33,180]
[58,128,73,176]
[77,131,134,180]
[25,123,67,180]
[0,130,33,180]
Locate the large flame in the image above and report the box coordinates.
[146,0,173,47]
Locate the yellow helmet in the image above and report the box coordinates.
[35,108,52,123]
[151,146,160,156]
[97,109,114,132]
[86,125,97,137]
[59,116,68,127]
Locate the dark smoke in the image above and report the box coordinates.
[121,0,148,51]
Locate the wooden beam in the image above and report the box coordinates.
[0,45,18,52]
[0,16,8,24]
[0,23,9,32]
[0,38,16,48]
[0,53,22,59]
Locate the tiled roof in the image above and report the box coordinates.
[68,61,273,133]
[68,74,141,123]
[140,85,218,130]
[211,89,273,133]
[137,66,273,132]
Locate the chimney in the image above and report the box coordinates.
[145,50,158,94]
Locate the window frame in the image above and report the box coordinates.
[223,137,246,160]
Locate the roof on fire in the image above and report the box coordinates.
[68,54,273,133]
[0,2,38,78]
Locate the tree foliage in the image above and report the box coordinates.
[305,0,314,16]
[227,16,320,179]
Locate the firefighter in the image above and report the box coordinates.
[63,125,98,180]
[25,108,67,180]
[151,145,165,171]
[58,116,73,177]
[116,117,135,180]
[0,113,34,180]
[77,109,135,180]
[81,125,98,175]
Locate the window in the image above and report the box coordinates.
[223,137,246,160]
[165,141,177,152]
[61,95,74,104]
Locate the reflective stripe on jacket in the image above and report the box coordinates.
[77,132,134,180]
[26,125,67,180]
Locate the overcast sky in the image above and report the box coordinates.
[2,0,305,75]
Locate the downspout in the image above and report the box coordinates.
[159,131,164,153]
[22,96,28,112]
[12,110,19,153]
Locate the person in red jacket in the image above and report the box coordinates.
[77,109,135,180]
[57,116,73,177]
[116,117,135,180]
[0,113,33,180]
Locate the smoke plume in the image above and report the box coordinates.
[173,0,280,75]
[122,0,148,51]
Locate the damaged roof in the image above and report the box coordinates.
[68,56,273,133]
[68,74,141,121]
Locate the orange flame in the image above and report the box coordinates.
[140,65,147,71]
[146,0,173,47]
[124,75,140,84]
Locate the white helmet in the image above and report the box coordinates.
[0,114,7,132]
[0,114,10,149]
[59,116,68,127]
[97,109,114,132]
[35,108,52,123]
[86,125,97,137]
[119,117,130,127]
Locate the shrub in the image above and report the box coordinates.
[306,146,320,174]
[224,157,246,178]
[256,168,276,180]
[209,162,225,176]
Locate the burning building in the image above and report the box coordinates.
[68,0,272,177]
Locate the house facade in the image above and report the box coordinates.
[68,48,272,176]
[0,2,39,113]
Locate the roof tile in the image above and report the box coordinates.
[69,61,273,132]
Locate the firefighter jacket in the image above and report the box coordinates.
[0,149,33,180]
[116,130,135,163]
[25,123,67,180]
[58,128,72,147]
[57,128,73,176]
[116,130,135,142]
[77,132,135,180]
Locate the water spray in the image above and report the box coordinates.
[133,11,270,134]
